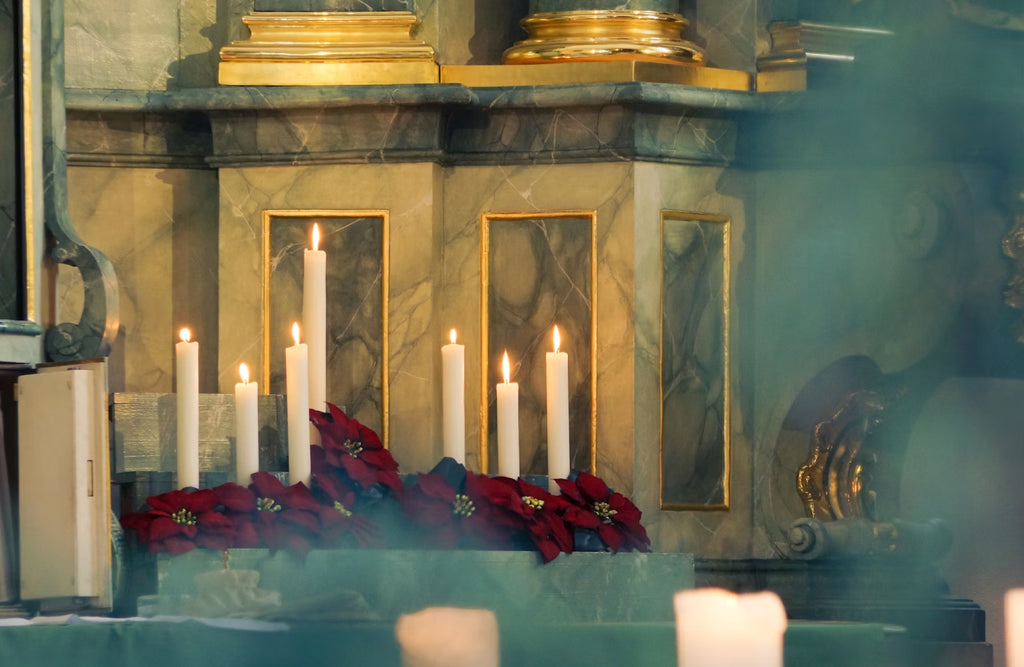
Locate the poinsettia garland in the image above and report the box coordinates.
[121,403,649,563]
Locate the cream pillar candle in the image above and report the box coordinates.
[303,223,327,413]
[1007,589,1024,667]
[441,329,465,464]
[395,607,499,667]
[674,588,787,667]
[234,362,259,484]
[545,324,570,492]
[285,322,311,486]
[496,351,520,478]
[175,327,200,489]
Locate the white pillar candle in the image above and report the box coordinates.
[674,588,787,667]
[441,329,466,464]
[545,324,570,492]
[496,350,519,478]
[303,223,327,414]
[285,322,311,486]
[175,327,200,489]
[1007,589,1024,667]
[234,362,259,485]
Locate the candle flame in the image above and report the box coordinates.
[449,328,457,345]
[312,223,321,251]
[553,325,561,353]
[292,322,301,346]
[239,362,250,384]
[502,351,510,384]
[179,327,191,343]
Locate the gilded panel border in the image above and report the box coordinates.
[659,211,731,511]
[479,210,598,476]
[261,208,390,449]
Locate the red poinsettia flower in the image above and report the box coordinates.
[477,476,574,563]
[556,473,650,553]
[120,488,232,555]
[399,470,517,549]
[211,481,261,548]
[312,471,382,548]
[246,472,323,554]
[310,404,401,491]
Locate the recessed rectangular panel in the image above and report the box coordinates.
[481,212,596,477]
[660,212,730,510]
[263,210,388,444]
[0,0,21,320]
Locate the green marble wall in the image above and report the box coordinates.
[254,0,412,9]
[531,0,678,11]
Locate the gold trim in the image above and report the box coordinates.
[21,0,36,323]
[442,61,750,91]
[218,11,438,86]
[261,209,391,449]
[479,211,598,476]
[659,211,731,512]
[503,10,704,66]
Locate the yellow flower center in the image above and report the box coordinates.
[594,501,617,524]
[333,501,352,517]
[342,439,364,458]
[171,508,196,526]
[452,494,476,517]
[257,497,282,512]
[522,495,545,510]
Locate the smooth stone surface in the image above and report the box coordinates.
[157,549,695,623]
[531,0,679,12]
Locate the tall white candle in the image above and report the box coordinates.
[442,328,466,464]
[1007,589,1024,667]
[496,351,519,478]
[303,223,327,413]
[175,327,199,489]
[234,362,259,485]
[285,322,311,486]
[674,588,787,667]
[545,325,570,492]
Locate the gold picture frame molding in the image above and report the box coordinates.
[659,210,731,512]
[260,208,391,449]
[479,210,598,477]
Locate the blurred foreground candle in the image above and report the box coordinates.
[545,324,570,492]
[442,329,465,464]
[175,327,199,489]
[286,322,311,486]
[395,607,499,667]
[674,588,786,667]
[496,351,519,478]
[303,223,327,413]
[1007,589,1024,667]
[234,362,259,484]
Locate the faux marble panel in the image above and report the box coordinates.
[442,163,633,491]
[661,213,728,508]
[694,0,757,71]
[264,213,385,437]
[65,0,228,90]
[0,0,18,321]
[210,106,445,166]
[66,111,212,167]
[632,162,751,559]
[531,1,679,12]
[254,0,413,9]
[63,167,219,393]
[218,164,439,474]
[485,215,593,476]
[428,0,527,65]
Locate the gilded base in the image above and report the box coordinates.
[219,11,437,86]
[503,10,705,66]
[442,61,750,91]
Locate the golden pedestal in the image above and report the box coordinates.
[502,10,705,66]
[218,11,438,86]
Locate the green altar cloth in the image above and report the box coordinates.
[0,619,891,667]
